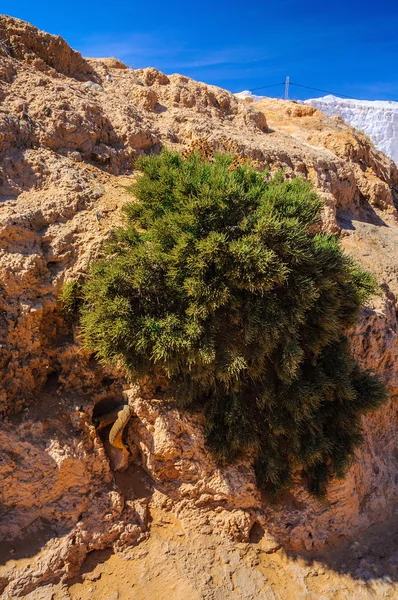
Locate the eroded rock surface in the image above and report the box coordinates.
[1,16,398,599]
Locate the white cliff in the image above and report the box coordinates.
[304,95,398,164]
[234,91,398,165]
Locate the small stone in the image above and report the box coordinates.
[82,81,105,92]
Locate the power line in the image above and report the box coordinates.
[250,82,285,92]
[247,81,357,100]
[289,82,357,100]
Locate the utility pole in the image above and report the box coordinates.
[284,76,290,101]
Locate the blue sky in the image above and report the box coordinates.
[2,1,398,101]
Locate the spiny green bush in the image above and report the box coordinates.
[81,150,387,496]
[59,279,81,317]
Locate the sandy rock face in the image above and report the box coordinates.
[305,95,398,165]
[0,15,398,598]
[254,97,398,219]
[0,382,151,598]
[0,15,95,80]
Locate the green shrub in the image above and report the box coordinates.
[81,150,387,496]
[59,279,81,317]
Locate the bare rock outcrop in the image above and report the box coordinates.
[0,15,95,79]
[255,97,398,219]
[0,16,398,598]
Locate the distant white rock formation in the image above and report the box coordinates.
[234,90,267,103]
[234,90,398,164]
[304,95,398,164]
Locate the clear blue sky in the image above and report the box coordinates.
[2,1,398,101]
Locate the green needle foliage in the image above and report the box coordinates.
[81,150,387,497]
[59,279,81,317]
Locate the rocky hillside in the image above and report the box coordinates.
[1,15,398,599]
[305,95,398,165]
[236,90,398,166]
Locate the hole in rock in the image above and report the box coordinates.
[92,396,125,423]
[101,377,116,388]
[249,521,265,544]
[43,370,60,391]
